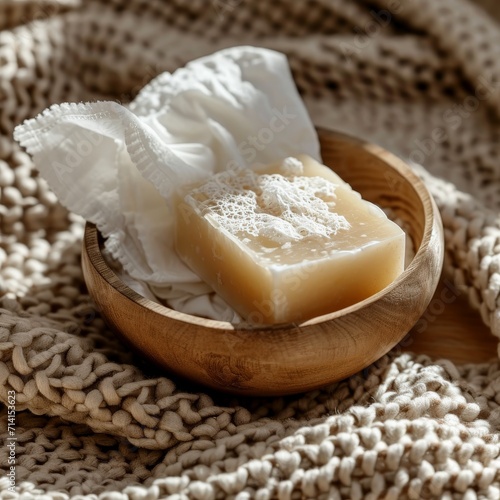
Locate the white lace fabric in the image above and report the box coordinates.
[13,46,320,320]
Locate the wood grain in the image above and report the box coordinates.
[81,128,445,396]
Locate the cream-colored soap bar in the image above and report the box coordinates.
[175,155,405,325]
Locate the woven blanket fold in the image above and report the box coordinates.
[1,0,500,498]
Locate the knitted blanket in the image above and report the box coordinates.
[1,0,500,498]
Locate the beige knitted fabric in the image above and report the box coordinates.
[2,0,500,498]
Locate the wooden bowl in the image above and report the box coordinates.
[82,128,444,396]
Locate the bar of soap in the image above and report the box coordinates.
[175,155,405,325]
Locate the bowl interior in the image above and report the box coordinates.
[82,128,443,395]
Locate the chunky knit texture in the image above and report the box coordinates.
[1,0,500,498]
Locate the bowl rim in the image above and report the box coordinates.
[83,128,438,331]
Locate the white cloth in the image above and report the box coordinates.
[14,46,320,319]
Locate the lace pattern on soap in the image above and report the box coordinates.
[187,160,350,246]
